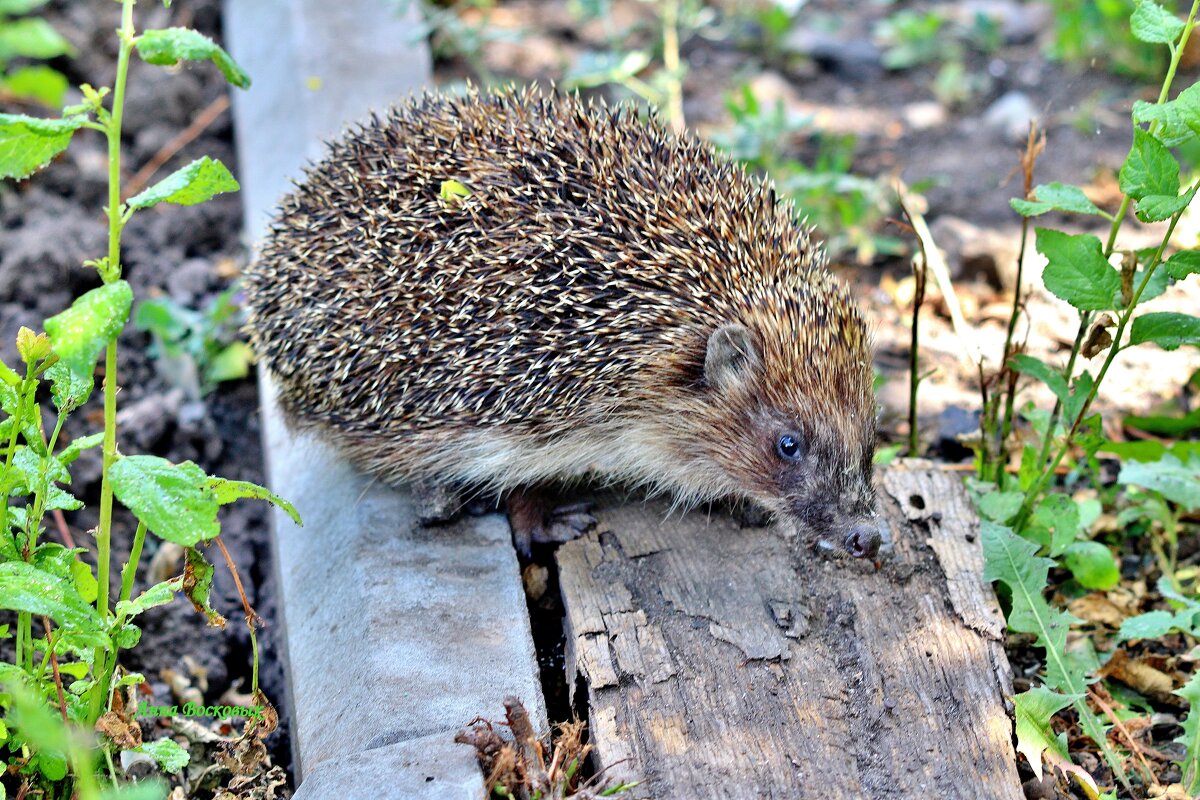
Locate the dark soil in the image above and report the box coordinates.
[0,0,291,780]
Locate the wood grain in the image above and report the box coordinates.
[557,461,1021,799]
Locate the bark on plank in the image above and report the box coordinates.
[557,461,1020,799]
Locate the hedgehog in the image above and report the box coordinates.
[245,86,882,560]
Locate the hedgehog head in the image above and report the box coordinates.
[667,273,881,559]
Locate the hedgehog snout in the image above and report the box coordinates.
[844,519,883,560]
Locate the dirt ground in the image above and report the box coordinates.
[4,0,1200,796]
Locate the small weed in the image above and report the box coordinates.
[135,286,254,400]
[564,0,712,132]
[874,8,999,106]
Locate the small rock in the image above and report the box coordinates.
[746,70,803,115]
[984,91,1039,144]
[929,405,981,462]
[119,749,159,780]
[166,258,215,304]
[785,29,883,80]
[413,479,462,525]
[902,101,947,131]
[945,1,1052,46]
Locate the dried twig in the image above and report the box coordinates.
[42,617,68,722]
[122,93,230,201]
[51,508,76,549]
[1089,686,1156,785]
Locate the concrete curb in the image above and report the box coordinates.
[224,0,548,791]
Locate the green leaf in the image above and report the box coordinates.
[1126,407,1200,437]
[1009,354,1068,403]
[44,362,93,412]
[209,477,302,526]
[1129,312,1200,350]
[114,623,141,649]
[204,341,253,385]
[1165,249,1200,279]
[71,559,97,604]
[982,522,1119,771]
[134,28,251,89]
[1132,82,1200,147]
[108,456,219,545]
[1122,127,1180,198]
[1062,541,1120,590]
[1033,494,1080,556]
[1118,454,1200,510]
[1131,0,1185,44]
[0,18,75,60]
[1118,610,1178,641]
[1119,127,1193,221]
[44,280,133,378]
[976,490,1024,524]
[115,578,181,620]
[1130,265,1171,303]
[1064,375,1096,428]
[439,179,471,205]
[1010,182,1104,218]
[0,66,69,107]
[0,561,105,633]
[127,156,239,209]
[0,113,86,181]
[183,546,223,626]
[57,431,103,467]
[1177,672,1200,794]
[1014,687,1074,781]
[1136,183,1198,222]
[0,0,50,12]
[134,738,190,775]
[983,522,1073,688]
[1036,229,1121,311]
[4,680,70,781]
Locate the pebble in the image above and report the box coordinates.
[984,90,1039,143]
[784,29,883,80]
[902,101,947,131]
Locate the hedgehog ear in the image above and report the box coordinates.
[704,324,760,392]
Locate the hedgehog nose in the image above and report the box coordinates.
[844,522,881,559]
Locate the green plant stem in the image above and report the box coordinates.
[908,260,925,456]
[15,612,25,672]
[1016,211,1184,529]
[0,373,32,539]
[23,412,67,550]
[661,0,685,134]
[118,520,146,607]
[1013,0,1198,529]
[994,215,1031,487]
[90,0,136,723]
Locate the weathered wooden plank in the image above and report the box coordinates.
[557,461,1020,799]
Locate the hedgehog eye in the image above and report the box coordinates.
[776,432,805,462]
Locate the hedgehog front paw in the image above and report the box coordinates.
[506,491,597,558]
[731,499,773,528]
